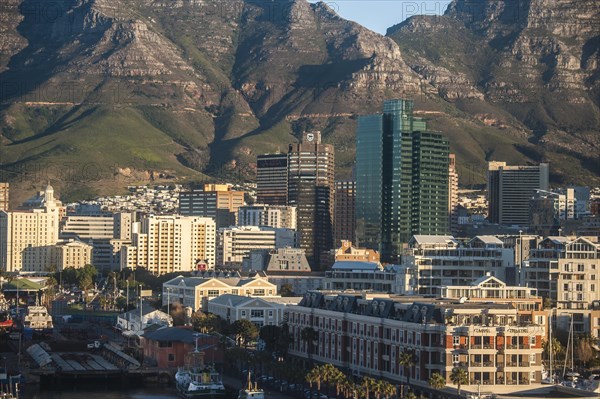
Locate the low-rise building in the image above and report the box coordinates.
[243,248,311,272]
[116,303,172,333]
[334,241,380,263]
[162,275,278,311]
[142,328,222,369]
[286,291,545,388]
[217,226,296,267]
[323,261,400,293]
[207,294,301,326]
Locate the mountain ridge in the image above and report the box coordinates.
[1,0,598,204]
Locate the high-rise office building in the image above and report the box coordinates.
[238,204,297,229]
[333,180,356,247]
[487,162,550,226]
[179,184,245,228]
[356,99,450,262]
[288,131,335,270]
[0,183,8,211]
[448,154,459,234]
[256,154,288,206]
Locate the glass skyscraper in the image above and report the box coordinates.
[356,99,450,262]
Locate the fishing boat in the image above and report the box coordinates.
[174,336,226,399]
[22,306,53,332]
[0,294,14,333]
[238,372,264,399]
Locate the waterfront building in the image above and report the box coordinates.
[356,99,450,262]
[207,294,301,326]
[287,131,335,270]
[162,274,278,311]
[286,290,545,386]
[142,329,222,369]
[256,153,288,206]
[116,303,172,333]
[487,162,549,226]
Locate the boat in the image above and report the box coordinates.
[238,372,264,399]
[175,337,226,399]
[22,306,53,332]
[0,294,14,332]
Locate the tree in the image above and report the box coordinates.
[449,368,468,397]
[306,365,324,393]
[233,319,259,347]
[280,284,294,297]
[428,372,446,398]
[192,312,223,333]
[301,327,318,358]
[115,296,128,312]
[399,351,416,390]
[543,337,564,371]
[574,335,596,369]
[360,376,377,399]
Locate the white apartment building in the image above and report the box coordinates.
[52,240,93,271]
[402,235,515,295]
[237,205,297,229]
[162,275,278,311]
[526,236,600,334]
[0,185,61,273]
[286,291,545,387]
[217,226,296,266]
[121,215,216,275]
[207,294,301,326]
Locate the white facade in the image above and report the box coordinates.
[116,303,172,333]
[52,240,93,271]
[208,294,301,326]
[0,185,61,272]
[121,215,216,274]
[162,275,278,311]
[402,235,515,295]
[217,226,296,266]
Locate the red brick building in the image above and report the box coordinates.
[142,327,222,369]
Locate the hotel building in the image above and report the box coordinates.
[286,289,545,387]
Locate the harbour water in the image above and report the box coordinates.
[21,388,179,399]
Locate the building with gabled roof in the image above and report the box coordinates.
[116,303,172,334]
[162,275,278,311]
[207,294,301,326]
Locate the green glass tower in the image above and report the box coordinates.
[356,99,449,262]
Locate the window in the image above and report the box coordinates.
[452,354,459,364]
[241,311,246,317]
[254,289,265,296]
[453,336,460,346]
[207,290,219,297]
[268,310,273,317]
[168,354,175,361]
[251,310,264,318]
[530,336,536,346]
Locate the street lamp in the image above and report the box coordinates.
[167,287,171,319]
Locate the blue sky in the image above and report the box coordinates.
[309,1,453,34]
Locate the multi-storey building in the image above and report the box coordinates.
[256,153,288,206]
[288,131,335,270]
[179,184,245,228]
[333,180,356,248]
[286,291,545,387]
[208,294,301,327]
[121,215,216,274]
[402,235,515,295]
[162,274,278,311]
[243,247,312,273]
[217,226,296,267]
[52,239,93,271]
[323,261,401,293]
[487,162,549,226]
[0,183,9,211]
[526,236,600,334]
[0,185,61,273]
[237,205,297,229]
[448,154,459,234]
[356,99,450,262]
[334,240,380,263]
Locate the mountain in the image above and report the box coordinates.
[0,0,598,204]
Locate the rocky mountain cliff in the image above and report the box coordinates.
[0,0,598,202]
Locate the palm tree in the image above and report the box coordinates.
[428,372,446,398]
[306,365,324,393]
[301,327,319,359]
[377,380,395,399]
[360,376,378,399]
[449,367,468,397]
[398,351,416,395]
